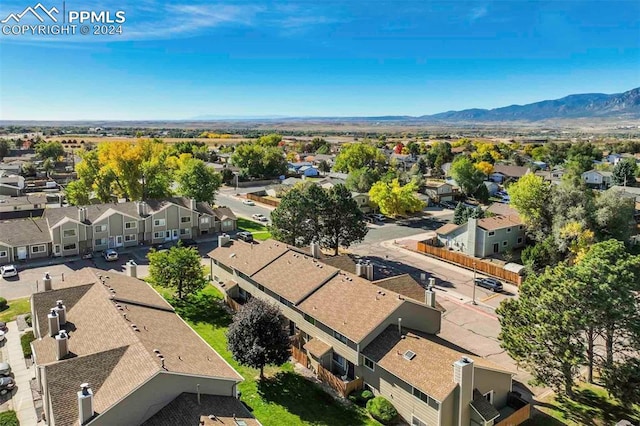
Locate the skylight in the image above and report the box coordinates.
[403,350,416,361]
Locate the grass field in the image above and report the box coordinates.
[0,297,31,323]
[152,283,379,426]
[524,382,640,426]
[237,217,272,241]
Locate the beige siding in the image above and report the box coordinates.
[56,222,82,256]
[473,367,512,408]
[84,372,237,426]
[0,244,11,264]
[439,391,455,426]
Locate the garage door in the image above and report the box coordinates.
[17,247,27,260]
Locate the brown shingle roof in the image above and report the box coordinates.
[298,273,404,343]
[304,338,333,358]
[485,203,519,219]
[32,268,242,426]
[141,393,260,426]
[0,218,51,246]
[492,165,530,178]
[252,251,339,304]
[373,274,445,312]
[362,326,511,401]
[435,223,460,235]
[208,240,289,277]
[476,215,522,231]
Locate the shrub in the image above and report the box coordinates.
[348,389,375,407]
[0,410,19,426]
[24,314,32,327]
[20,331,34,358]
[366,396,397,424]
[0,298,7,310]
[361,390,374,401]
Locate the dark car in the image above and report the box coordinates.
[179,239,198,248]
[474,277,503,292]
[236,231,254,243]
[0,322,6,332]
[0,377,15,395]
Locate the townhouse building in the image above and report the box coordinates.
[209,239,528,426]
[0,197,236,264]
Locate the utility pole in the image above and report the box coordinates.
[472,261,477,305]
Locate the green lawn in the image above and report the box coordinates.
[0,297,31,323]
[155,284,379,426]
[237,217,272,241]
[525,382,640,426]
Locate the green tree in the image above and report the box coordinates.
[594,189,635,241]
[176,158,222,203]
[453,202,466,225]
[602,359,640,407]
[333,142,386,173]
[226,298,290,379]
[36,141,64,160]
[612,158,637,186]
[521,236,560,272]
[368,179,425,217]
[147,244,206,300]
[497,264,585,396]
[507,173,553,239]
[257,133,283,147]
[231,143,287,179]
[322,184,369,254]
[449,156,484,195]
[0,140,10,159]
[345,167,379,193]
[64,180,91,206]
[270,187,313,246]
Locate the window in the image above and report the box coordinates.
[181,216,191,223]
[488,231,495,236]
[519,225,524,230]
[304,314,315,325]
[95,224,107,233]
[63,243,76,251]
[31,245,46,253]
[332,352,346,369]
[180,228,190,235]
[63,229,76,237]
[223,220,233,227]
[153,231,163,239]
[279,296,293,308]
[154,218,166,226]
[200,217,210,224]
[95,238,107,246]
[125,221,137,229]
[412,387,429,404]
[363,357,375,371]
[334,330,347,344]
[506,227,512,233]
[124,234,136,242]
[0,251,7,257]
[412,416,427,426]
[502,241,508,246]
[484,390,494,404]
[517,237,523,244]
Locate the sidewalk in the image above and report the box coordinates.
[5,322,38,425]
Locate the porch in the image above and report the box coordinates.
[495,392,531,426]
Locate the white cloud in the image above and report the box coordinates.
[469,5,488,22]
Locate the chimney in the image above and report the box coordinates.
[43,272,52,291]
[355,261,363,277]
[453,357,474,426]
[78,207,87,223]
[56,330,69,360]
[218,233,231,247]
[78,383,94,425]
[428,277,436,288]
[365,262,374,281]
[125,260,137,278]
[48,309,60,337]
[190,198,197,211]
[136,201,148,216]
[310,242,321,259]
[466,218,478,257]
[54,300,67,325]
[425,287,436,308]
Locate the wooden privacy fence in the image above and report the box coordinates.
[316,365,363,397]
[247,193,281,207]
[225,297,243,312]
[291,346,309,367]
[416,242,523,285]
[495,404,530,426]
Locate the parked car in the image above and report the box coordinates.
[103,249,118,261]
[0,265,17,279]
[0,377,15,395]
[0,331,5,343]
[179,239,198,248]
[236,231,254,242]
[0,363,11,376]
[369,213,386,222]
[474,277,503,292]
[252,213,268,222]
[242,200,255,206]
[440,201,457,209]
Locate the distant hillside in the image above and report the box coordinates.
[426,87,640,121]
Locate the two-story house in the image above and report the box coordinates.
[489,165,530,184]
[423,181,457,204]
[30,268,258,426]
[582,169,613,189]
[208,239,528,426]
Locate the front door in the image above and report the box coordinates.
[493,243,499,253]
[17,247,27,260]
[108,236,116,248]
[164,231,172,242]
[172,229,179,240]
[115,235,123,247]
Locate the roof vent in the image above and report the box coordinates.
[230,253,236,258]
[403,350,416,361]
[153,349,161,354]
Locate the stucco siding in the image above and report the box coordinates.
[86,372,237,426]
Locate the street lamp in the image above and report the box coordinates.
[472,261,477,305]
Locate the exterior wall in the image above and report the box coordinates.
[439,392,455,426]
[437,224,470,254]
[93,218,109,251]
[477,225,525,258]
[0,244,11,264]
[84,372,237,426]
[52,221,83,256]
[473,367,512,408]
[361,364,441,425]
[220,219,236,233]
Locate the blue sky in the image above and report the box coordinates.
[0,0,638,120]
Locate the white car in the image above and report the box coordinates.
[0,331,5,343]
[0,265,18,278]
[103,249,118,261]
[242,200,255,206]
[252,214,268,222]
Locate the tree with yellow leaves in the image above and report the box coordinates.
[368,179,425,217]
[475,161,494,177]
